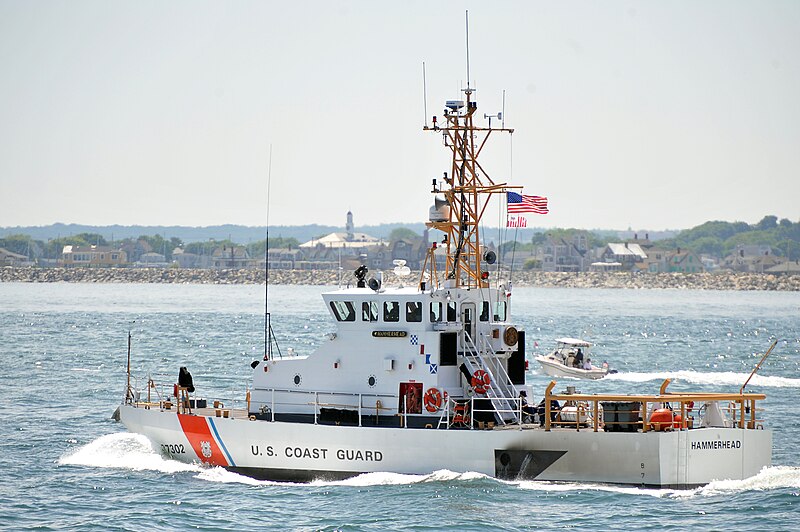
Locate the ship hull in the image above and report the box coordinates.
[119,405,771,488]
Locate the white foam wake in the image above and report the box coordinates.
[59,432,202,474]
[515,466,800,498]
[606,370,800,388]
[684,465,800,497]
[516,478,677,497]
[59,432,303,486]
[324,469,486,487]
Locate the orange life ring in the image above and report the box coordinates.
[424,387,443,413]
[471,369,491,394]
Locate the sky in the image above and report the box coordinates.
[1,0,799,232]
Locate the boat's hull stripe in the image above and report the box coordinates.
[177,413,229,467]
[207,417,236,467]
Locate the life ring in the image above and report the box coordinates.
[424,387,443,413]
[471,369,491,394]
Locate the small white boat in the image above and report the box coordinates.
[535,338,609,380]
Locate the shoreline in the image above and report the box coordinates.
[2,267,799,290]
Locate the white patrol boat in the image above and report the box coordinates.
[115,72,772,489]
[535,338,610,380]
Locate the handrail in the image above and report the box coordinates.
[461,330,519,424]
[544,379,766,432]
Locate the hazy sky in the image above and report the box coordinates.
[1,0,799,231]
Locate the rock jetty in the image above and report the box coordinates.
[2,267,799,291]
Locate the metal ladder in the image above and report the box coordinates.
[461,332,520,425]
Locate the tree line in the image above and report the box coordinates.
[2,216,799,262]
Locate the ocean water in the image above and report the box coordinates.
[1,282,799,531]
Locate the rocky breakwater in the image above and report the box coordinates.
[2,267,800,291]
[509,270,800,291]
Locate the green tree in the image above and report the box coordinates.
[523,258,542,270]
[389,227,420,241]
[74,233,108,246]
[690,236,724,257]
[0,234,36,256]
[754,215,778,231]
[247,237,301,258]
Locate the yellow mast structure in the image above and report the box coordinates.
[424,86,517,289]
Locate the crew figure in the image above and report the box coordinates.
[573,348,584,368]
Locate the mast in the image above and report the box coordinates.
[425,87,515,289]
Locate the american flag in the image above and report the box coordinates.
[507,215,527,228]
[507,192,548,214]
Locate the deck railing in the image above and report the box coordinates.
[543,379,767,432]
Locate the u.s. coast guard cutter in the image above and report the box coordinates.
[116,75,772,488]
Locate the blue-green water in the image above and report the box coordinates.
[1,283,799,531]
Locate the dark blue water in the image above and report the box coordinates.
[1,283,798,531]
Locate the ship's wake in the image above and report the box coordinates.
[686,465,800,497]
[515,465,800,498]
[604,369,800,388]
[57,432,263,485]
[59,432,203,475]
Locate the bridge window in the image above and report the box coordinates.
[330,301,356,322]
[480,301,490,321]
[446,301,457,322]
[383,301,400,322]
[362,301,378,322]
[406,301,422,322]
[430,302,442,322]
[494,301,507,321]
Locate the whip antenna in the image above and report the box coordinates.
[264,144,272,361]
[465,11,471,89]
[423,62,428,128]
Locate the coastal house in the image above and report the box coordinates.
[120,239,152,263]
[765,260,800,274]
[211,245,255,269]
[267,248,306,270]
[534,234,590,272]
[296,211,389,271]
[299,211,382,251]
[61,245,127,267]
[666,248,704,273]
[501,247,538,271]
[171,248,210,269]
[0,247,30,267]
[722,245,780,273]
[599,243,648,270]
[135,252,169,268]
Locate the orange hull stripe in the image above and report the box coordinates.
[177,414,229,467]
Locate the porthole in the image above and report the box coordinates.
[368,375,377,387]
[504,326,519,346]
[293,374,302,386]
